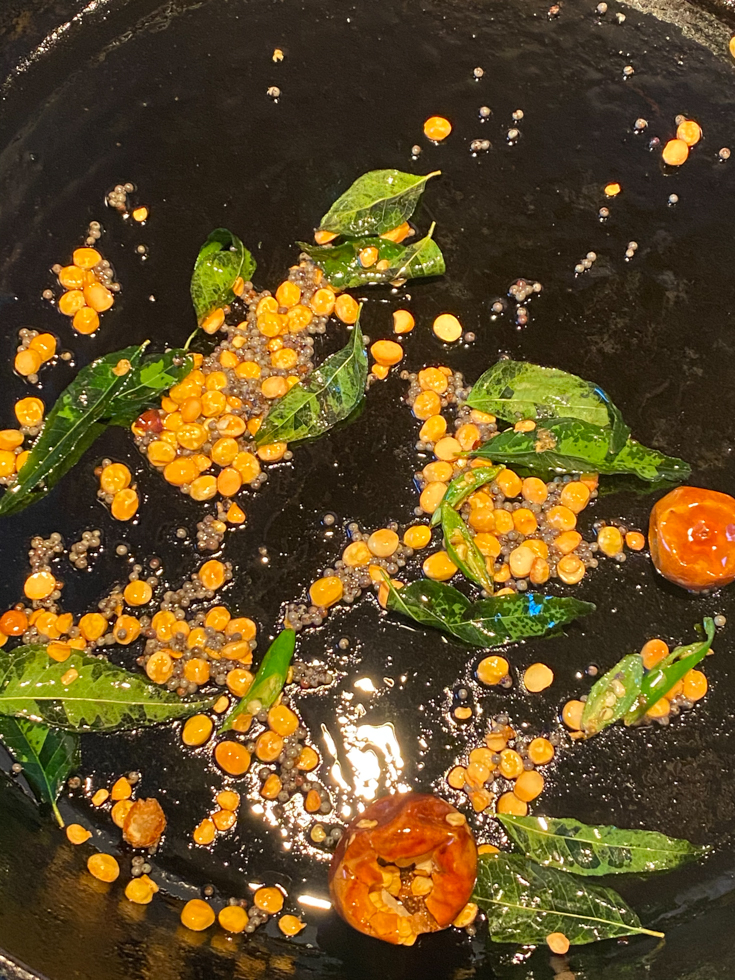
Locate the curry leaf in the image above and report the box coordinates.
[0,645,212,732]
[474,853,664,945]
[0,718,79,826]
[472,418,690,484]
[0,344,194,517]
[221,630,295,733]
[383,578,471,636]
[467,361,629,454]
[299,228,445,291]
[430,465,502,526]
[384,579,594,648]
[108,349,193,425]
[391,227,446,282]
[255,317,367,446]
[0,345,145,517]
[451,594,595,648]
[581,654,644,736]
[319,169,440,237]
[500,815,706,876]
[625,619,715,725]
[190,228,255,325]
[441,503,494,593]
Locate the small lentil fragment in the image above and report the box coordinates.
[683,669,707,701]
[371,340,403,367]
[193,819,216,845]
[625,530,645,551]
[528,737,555,765]
[124,580,152,606]
[87,853,120,882]
[181,899,215,931]
[663,139,689,166]
[597,525,624,556]
[640,638,668,670]
[497,793,527,816]
[111,776,133,801]
[111,800,134,828]
[424,116,452,141]
[125,875,158,905]
[309,576,343,608]
[216,790,241,811]
[523,663,554,693]
[403,524,431,549]
[514,769,544,802]
[677,119,701,146]
[66,824,92,845]
[477,656,509,685]
[367,528,399,557]
[214,741,251,776]
[15,397,44,426]
[212,809,237,831]
[111,488,139,521]
[219,905,249,933]
[432,314,462,343]
[547,932,570,955]
[562,699,584,731]
[423,551,457,581]
[24,569,57,600]
[182,714,214,747]
[279,914,306,936]
[393,310,415,334]
[254,886,285,913]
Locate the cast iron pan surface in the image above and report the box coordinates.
[1,1,735,978]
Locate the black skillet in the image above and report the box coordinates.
[1,0,735,978]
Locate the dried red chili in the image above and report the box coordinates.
[329,792,477,945]
[649,486,735,592]
[133,409,164,436]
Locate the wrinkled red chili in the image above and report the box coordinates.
[329,792,477,945]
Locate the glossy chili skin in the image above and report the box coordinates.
[649,486,735,592]
[328,792,477,945]
[133,409,164,434]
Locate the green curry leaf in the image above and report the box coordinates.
[190,228,255,325]
[474,852,664,945]
[319,169,440,237]
[499,814,706,876]
[0,344,193,517]
[108,349,193,425]
[255,317,367,446]
[0,718,79,826]
[451,594,595,648]
[471,418,690,484]
[0,345,143,517]
[383,578,472,636]
[384,579,594,648]
[0,645,212,733]
[467,361,629,454]
[299,227,445,291]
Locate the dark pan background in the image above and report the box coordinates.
[1,1,735,978]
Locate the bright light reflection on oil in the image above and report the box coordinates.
[322,720,410,804]
[353,676,377,694]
